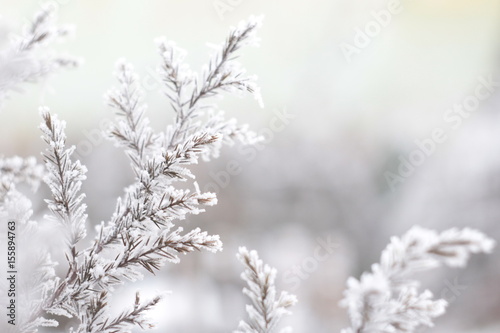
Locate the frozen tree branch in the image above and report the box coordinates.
[40,107,88,257]
[106,60,158,174]
[91,15,264,260]
[0,155,44,201]
[340,226,496,333]
[157,15,264,150]
[1,9,497,333]
[0,5,79,107]
[235,247,297,333]
[18,15,265,333]
[76,291,161,333]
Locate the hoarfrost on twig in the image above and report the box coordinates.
[235,247,297,333]
[0,5,79,107]
[340,226,496,333]
[16,16,265,333]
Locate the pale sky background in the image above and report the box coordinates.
[0,0,499,155]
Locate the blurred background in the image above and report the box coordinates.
[1,0,500,332]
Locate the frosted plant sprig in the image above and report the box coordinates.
[193,16,263,107]
[340,226,496,333]
[0,5,79,106]
[157,40,193,123]
[16,5,71,52]
[0,181,61,333]
[92,173,218,255]
[161,132,220,180]
[19,16,265,333]
[71,17,266,329]
[93,15,264,257]
[17,108,90,331]
[0,155,44,201]
[0,144,59,332]
[235,247,297,333]
[115,227,222,274]
[17,252,60,333]
[68,224,221,332]
[22,109,220,333]
[106,60,158,174]
[39,107,88,260]
[76,291,161,333]
[158,15,264,150]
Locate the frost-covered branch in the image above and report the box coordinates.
[92,16,264,258]
[158,15,264,150]
[17,109,89,332]
[0,5,79,106]
[40,107,88,259]
[77,291,161,333]
[340,226,496,333]
[18,252,60,333]
[115,227,222,273]
[20,16,265,333]
[235,247,297,333]
[0,155,44,201]
[0,166,60,333]
[191,16,263,109]
[106,60,157,174]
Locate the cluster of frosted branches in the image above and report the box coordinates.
[14,16,269,333]
[340,226,495,333]
[0,5,79,106]
[0,5,76,207]
[0,136,59,333]
[0,7,71,328]
[235,247,297,333]
[1,8,495,333]
[0,155,48,332]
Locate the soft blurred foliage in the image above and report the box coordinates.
[1,0,500,332]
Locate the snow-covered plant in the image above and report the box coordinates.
[0,4,77,204]
[0,15,296,333]
[0,4,79,312]
[0,4,79,106]
[0,4,77,219]
[1,6,494,333]
[235,247,298,333]
[0,156,44,202]
[340,226,495,333]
